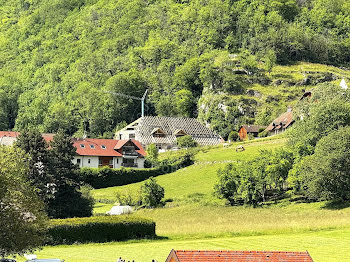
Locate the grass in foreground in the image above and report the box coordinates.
[17,228,350,262]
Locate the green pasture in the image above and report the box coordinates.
[17,228,350,262]
[92,137,286,209]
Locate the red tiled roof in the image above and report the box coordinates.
[0,131,20,138]
[166,250,313,262]
[73,138,122,157]
[266,111,294,132]
[73,138,146,157]
[0,131,54,143]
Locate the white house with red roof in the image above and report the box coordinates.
[72,138,146,168]
[0,131,146,169]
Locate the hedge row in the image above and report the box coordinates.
[78,151,194,189]
[47,216,156,244]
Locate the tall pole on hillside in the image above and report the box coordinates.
[103,89,148,117]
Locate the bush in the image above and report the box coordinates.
[78,151,194,188]
[47,216,156,244]
[141,177,165,208]
[228,131,239,142]
[116,189,141,206]
[176,135,198,148]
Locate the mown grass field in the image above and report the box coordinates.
[18,228,350,262]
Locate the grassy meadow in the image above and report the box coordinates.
[23,136,350,262]
[19,228,350,262]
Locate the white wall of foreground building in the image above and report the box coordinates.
[73,156,99,168]
[73,156,145,169]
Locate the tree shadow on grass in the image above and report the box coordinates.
[321,200,350,210]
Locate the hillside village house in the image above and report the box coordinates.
[238,125,266,140]
[266,108,294,136]
[0,131,146,169]
[115,116,222,152]
[165,249,314,262]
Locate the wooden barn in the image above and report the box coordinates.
[165,249,314,262]
[238,125,266,140]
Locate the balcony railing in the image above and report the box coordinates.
[122,151,139,156]
[121,163,138,168]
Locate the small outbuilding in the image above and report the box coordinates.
[238,125,266,140]
[165,249,314,262]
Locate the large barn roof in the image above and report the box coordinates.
[165,250,314,262]
[266,111,294,132]
[134,116,221,146]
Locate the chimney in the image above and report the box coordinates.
[287,106,292,112]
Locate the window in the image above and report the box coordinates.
[129,133,135,139]
[90,144,95,149]
[80,144,85,148]
[109,159,113,167]
[117,158,119,164]
[77,159,81,164]
[98,159,102,166]
[88,159,91,164]
[101,145,106,149]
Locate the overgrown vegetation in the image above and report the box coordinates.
[0,146,47,257]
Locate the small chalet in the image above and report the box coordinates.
[238,125,266,140]
[73,138,146,168]
[115,116,222,152]
[165,249,314,262]
[266,109,294,136]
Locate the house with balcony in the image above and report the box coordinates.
[72,138,146,168]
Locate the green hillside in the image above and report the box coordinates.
[92,136,286,207]
[1,0,350,139]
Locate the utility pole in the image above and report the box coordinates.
[103,89,148,117]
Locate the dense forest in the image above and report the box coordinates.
[0,0,349,138]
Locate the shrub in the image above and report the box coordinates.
[228,131,239,142]
[116,189,141,206]
[140,177,165,208]
[47,216,156,244]
[78,151,194,188]
[176,135,198,148]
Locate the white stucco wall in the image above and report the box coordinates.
[73,156,145,169]
[73,156,99,168]
[113,157,122,169]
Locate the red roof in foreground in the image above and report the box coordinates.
[166,250,313,262]
[73,138,146,157]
